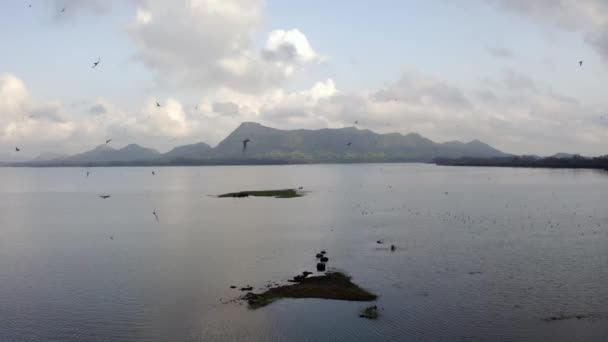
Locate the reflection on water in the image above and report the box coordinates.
[0,164,607,341]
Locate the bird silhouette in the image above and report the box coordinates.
[151,170,155,176]
[15,147,20,152]
[242,138,250,152]
[579,60,583,66]
[92,57,100,68]
[99,195,111,199]
[156,102,161,107]
[105,139,111,144]
[153,211,159,222]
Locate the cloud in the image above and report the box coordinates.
[486,45,514,58]
[2,68,607,158]
[212,102,240,116]
[262,29,323,65]
[486,0,608,62]
[127,0,321,92]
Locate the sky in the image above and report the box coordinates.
[1,0,608,160]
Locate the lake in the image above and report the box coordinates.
[0,164,606,341]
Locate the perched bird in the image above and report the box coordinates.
[92,57,101,68]
[579,60,583,66]
[156,102,161,107]
[15,147,20,152]
[105,139,111,144]
[242,138,250,152]
[99,195,111,199]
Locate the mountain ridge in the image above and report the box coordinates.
[11,122,510,166]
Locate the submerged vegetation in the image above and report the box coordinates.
[218,189,303,198]
[243,272,377,309]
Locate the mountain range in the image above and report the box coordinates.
[10,122,510,166]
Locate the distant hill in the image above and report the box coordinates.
[162,142,212,161]
[30,152,68,162]
[7,122,510,166]
[212,122,508,162]
[63,144,161,164]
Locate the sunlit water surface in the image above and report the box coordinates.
[0,164,607,341]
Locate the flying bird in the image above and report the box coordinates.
[242,138,250,152]
[105,139,111,144]
[15,147,20,152]
[346,142,352,146]
[92,57,100,68]
[99,195,111,199]
[153,210,159,222]
[579,60,583,66]
[156,102,161,107]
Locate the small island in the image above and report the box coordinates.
[243,272,377,309]
[218,189,303,198]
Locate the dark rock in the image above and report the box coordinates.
[320,250,326,254]
[316,262,326,272]
[315,253,323,258]
[360,305,379,319]
[230,285,237,289]
[240,286,253,291]
[320,256,329,262]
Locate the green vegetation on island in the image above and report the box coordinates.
[218,189,303,198]
[242,272,377,309]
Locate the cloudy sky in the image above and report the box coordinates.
[1,0,608,159]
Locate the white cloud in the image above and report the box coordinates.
[1,70,607,158]
[127,0,322,93]
[486,0,608,62]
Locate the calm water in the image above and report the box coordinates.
[0,164,607,341]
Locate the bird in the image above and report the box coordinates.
[354,120,358,125]
[109,236,114,240]
[242,138,250,152]
[61,7,65,13]
[346,142,352,146]
[579,60,583,66]
[86,170,90,177]
[92,57,100,68]
[15,147,20,152]
[156,102,161,107]
[99,195,111,199]
[151,170,155,176]
[105,139,111,144]
[153,210,159,222]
